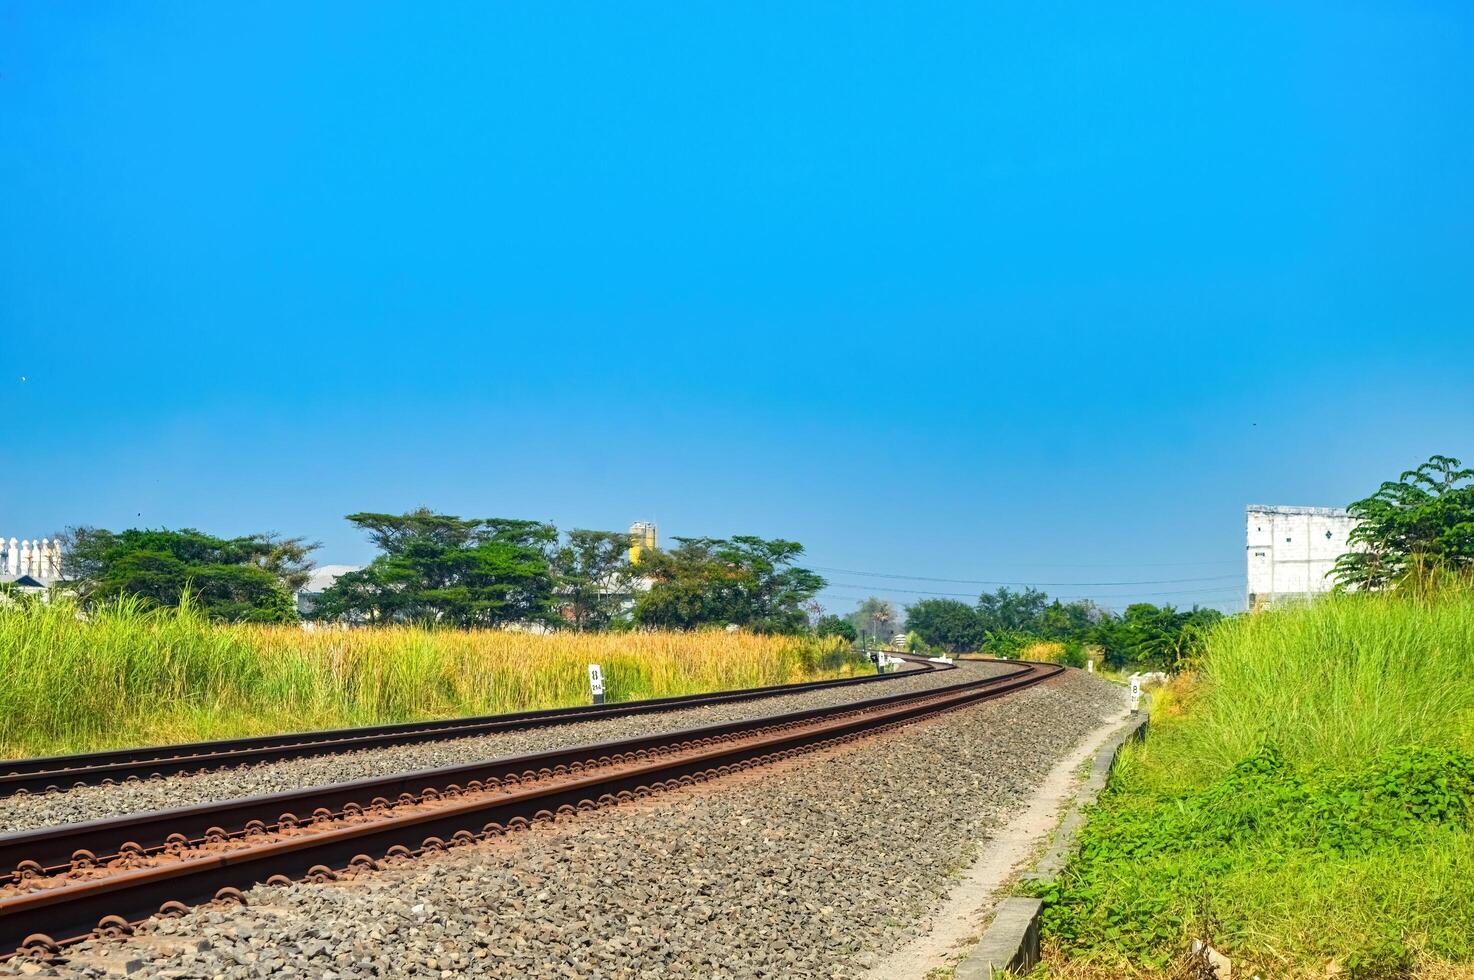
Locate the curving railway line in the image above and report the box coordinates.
[0,662,950,798]
[0,657,1062,962]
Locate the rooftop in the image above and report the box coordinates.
[1246,504,1352,518]
[300,564,363,593]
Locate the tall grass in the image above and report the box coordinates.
[1188,585,1474,772]
[1042,584,1474,976]
[0,597,869,758]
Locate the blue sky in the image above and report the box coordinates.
[2,2,1471,615]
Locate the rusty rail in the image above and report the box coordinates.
[0,659,1059,960]
[0,659,951,797]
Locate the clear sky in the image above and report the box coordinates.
[2,3,1472,616]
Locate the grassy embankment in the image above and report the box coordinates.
[0,597,869,759]
[1033,585,1474,980]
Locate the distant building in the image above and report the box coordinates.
[1,536,64,597]
[295,564,362,617]
[2,536,62,581]
[556,522,658,624]
[1245,505,1359,611]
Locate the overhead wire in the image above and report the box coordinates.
[816,588,1244,613]
[819,582,1243,600]
[808,565,1239,587]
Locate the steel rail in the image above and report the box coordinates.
[0,658,952,797]
[0,660,1059,959]
[0,659,1025,876]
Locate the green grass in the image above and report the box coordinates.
[1037,585,1474,979]
[1187,590,1474,772]
[0,596,871,758]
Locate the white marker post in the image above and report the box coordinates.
[1086,659,1094,674]
[1129,673,1141,714]
[588,663,605,706]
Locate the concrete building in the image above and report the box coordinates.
[1245,505,1359,611]
[295,564,363,617]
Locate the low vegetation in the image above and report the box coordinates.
[0,597,869,758]
[1035,584,1474,979]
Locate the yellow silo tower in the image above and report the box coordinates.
[628,521,658,564]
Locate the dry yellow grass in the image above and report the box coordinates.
[0,598,869,757]
[1018,640,1067,661]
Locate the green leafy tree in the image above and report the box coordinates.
[62,527,315,622]
[975,586,1050,635]
[1093,603,1223,670]
[553,529,638,631]
[1036,598,1107,639]
[905,598,983,652]
[312,509,557,626]
[1333,454,1474,591]
[815,614,858,643]
[632,536,824,633]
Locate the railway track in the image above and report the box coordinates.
[0,661,949,798]
[0,658,1060,961]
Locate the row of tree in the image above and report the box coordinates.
[53,517,1224,667]
[905,586,1224,670]
[51,453,1468,657]
[58,510,829,633]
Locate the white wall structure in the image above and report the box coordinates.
[1,536,63,582]
[295,564,363,617]
[1245,505,1359,610]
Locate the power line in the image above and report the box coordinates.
[813,557,1240,570]
[816,592,1245,615]
[817,594,1245,616]
[809,566,1240,587]
[820,582,1244,600]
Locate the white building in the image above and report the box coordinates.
[295,564,362,617]
[1245,505,1359,611]
[0,536,64,595]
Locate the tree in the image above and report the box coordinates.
[905,598,983,652]
[312,509,557,627]
[632,536,824,633]
[815,614,858,643]
[552,529,638,631]
[62,527,315,622]
[1093,603,1223,670]
[846,596,901,643]
[1333,455,1474,590]
[975,586,1049,636]
[1036,599,1107,640]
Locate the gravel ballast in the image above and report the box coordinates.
[3,669,1125,980]
[0,664,1008,835]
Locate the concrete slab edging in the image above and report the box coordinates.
[953,709,1150,980]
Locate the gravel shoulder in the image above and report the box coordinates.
[0,663,1009,835]
[4,668,1125,980]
